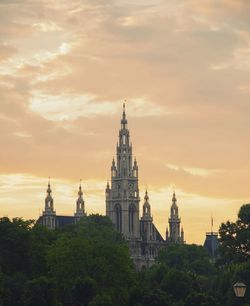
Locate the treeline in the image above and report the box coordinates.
[0,205,249,306]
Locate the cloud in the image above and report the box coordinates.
[166,164,222,177]
[29,91,167,121]
[33,22,62,32]
[0,0,250,243]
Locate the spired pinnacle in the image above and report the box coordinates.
[144,189,149,202]
[47,177,52,195]
[172,191,176,204]
[121,102,127,129]
[78,180,83,197]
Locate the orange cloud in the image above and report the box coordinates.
[0,0,249,243]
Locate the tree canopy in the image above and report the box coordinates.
[219,203,250,264]
[0,205,249,306]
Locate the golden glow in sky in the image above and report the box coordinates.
[0,0,250,244]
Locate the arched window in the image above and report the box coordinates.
[114,204,122,232]
[129,204,136,233]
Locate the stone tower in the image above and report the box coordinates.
[167,192,184,244]
[106,104,140,239]
[42,180,56,229]
[74,181,86,221]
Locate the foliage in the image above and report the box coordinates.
[0,215,134,306]
[0,206,249,306]
[219,204,250,264]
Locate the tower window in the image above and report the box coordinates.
[122,135,126,144]
[114,204,122,232]
[129,204,136,233]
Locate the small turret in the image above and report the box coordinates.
[106,180,111,199]
[142,190,151,219]
[132,158,138,177]
[170,191,179,218]
[181,226,184,243]
[111,157,117,177]
[42,178,56,229]
[168,190,184,244]
[45,179,55,213]
[75,180,85,220]
[166,227,169,241]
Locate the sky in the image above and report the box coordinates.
[0,0,250,244]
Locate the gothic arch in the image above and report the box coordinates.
[114,204,122,232]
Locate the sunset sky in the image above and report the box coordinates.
[1,0,250,244]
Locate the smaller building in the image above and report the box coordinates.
[204,231,219,261]
[37,181,86,229]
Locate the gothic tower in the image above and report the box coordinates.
[42,180,56,229]
[106,104,140,239]
[167,192,184,243]
[75,181,86,221]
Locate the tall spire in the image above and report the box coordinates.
[172,191,176,204]
[106,101,140,239]
[144,189,149,202]
[121,102,127,129]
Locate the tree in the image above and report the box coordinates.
[47,215,135,305]
[0,218,33,276]
[157,244,215,276]
[22,276,59,306]
[185,292,218,306]
[219,204,250,264]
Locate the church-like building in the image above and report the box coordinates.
[38,104,185,267]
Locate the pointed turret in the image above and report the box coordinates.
[42,179,56,229]
[132,158,138,177]
[75,181,85,220]
[170,191,179,218]
[45,179,54,212]
[111,157,117,177]
[142,190,151,219]
[106,180,111,200]
[168,190,184,244]
[181,227,184,243]
[106,180,110,189]
[166,227,169,241]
